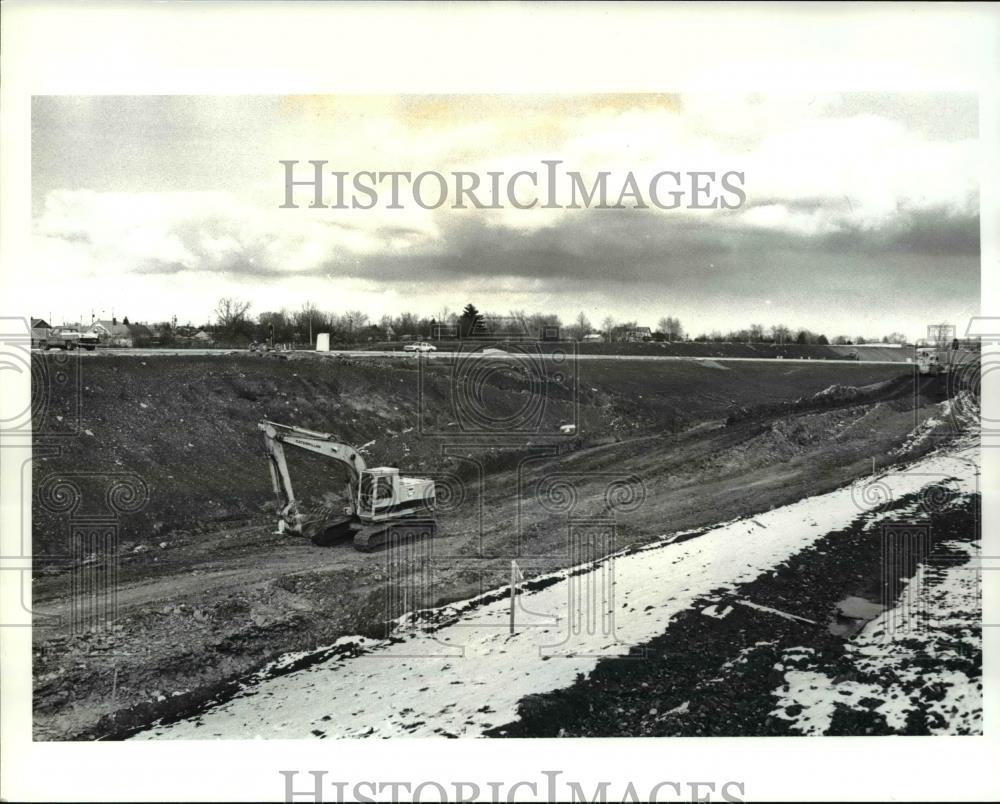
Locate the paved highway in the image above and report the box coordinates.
[32,347,911,366]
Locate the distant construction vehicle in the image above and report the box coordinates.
[915,325,980,376]
[259,419,436,551]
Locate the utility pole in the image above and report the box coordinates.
[508,560,525,635]
[509,560,517,634]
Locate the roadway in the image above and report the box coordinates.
[30,347,911,366]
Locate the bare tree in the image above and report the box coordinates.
[770,324,792,344]
[342,310,369,339]
[657,316,685,341]
[506,309,528,336]
[215,297,252,332]
[395,311,419,337]
[566,311,592,340]
[294,302,326,344]
[258,310,293,342]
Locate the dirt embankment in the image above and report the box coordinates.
[31,354,913,560]
[31,353,952,740]
[353,340,915,363]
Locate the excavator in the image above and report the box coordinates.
[258,419,436,551]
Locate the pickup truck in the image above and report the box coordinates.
[43,327,99,351]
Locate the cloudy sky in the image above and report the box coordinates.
[31,93,979,338]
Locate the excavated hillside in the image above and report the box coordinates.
[31,352,915,560]
[30,351,969,740]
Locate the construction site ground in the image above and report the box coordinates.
[29,351,976,739]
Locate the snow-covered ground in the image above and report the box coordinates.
[770,538,981,734]
[134,440,979,740]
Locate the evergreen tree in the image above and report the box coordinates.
[458,304,486,338]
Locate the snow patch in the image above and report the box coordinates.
[770,540,981,735]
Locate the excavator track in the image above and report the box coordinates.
[310,516,362,546]
[352,518,436,553]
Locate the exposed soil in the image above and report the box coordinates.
[30,352,961,740]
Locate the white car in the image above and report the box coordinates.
[403,341,437,353]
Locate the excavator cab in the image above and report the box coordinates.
[357,469,394,517]
[357,468,435,523]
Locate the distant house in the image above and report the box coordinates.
[92,320,133,347]
[128,323,154,344]
[582,333,605,343]
[192,330,214,343]
[625,326,653,342]
[31,318,51,346]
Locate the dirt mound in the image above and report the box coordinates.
[812,384,861,403]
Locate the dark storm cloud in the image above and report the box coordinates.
[815,207,980,257]
[330,206,979,282]
[746,196,854,214]
[99,202,979,288]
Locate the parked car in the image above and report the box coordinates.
[403,341,437,353]
[43,327,98,351]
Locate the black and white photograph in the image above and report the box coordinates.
[2,3,998,803]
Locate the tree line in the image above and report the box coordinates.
[201,297,911,347]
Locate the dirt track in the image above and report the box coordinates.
[30,352,967,739]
